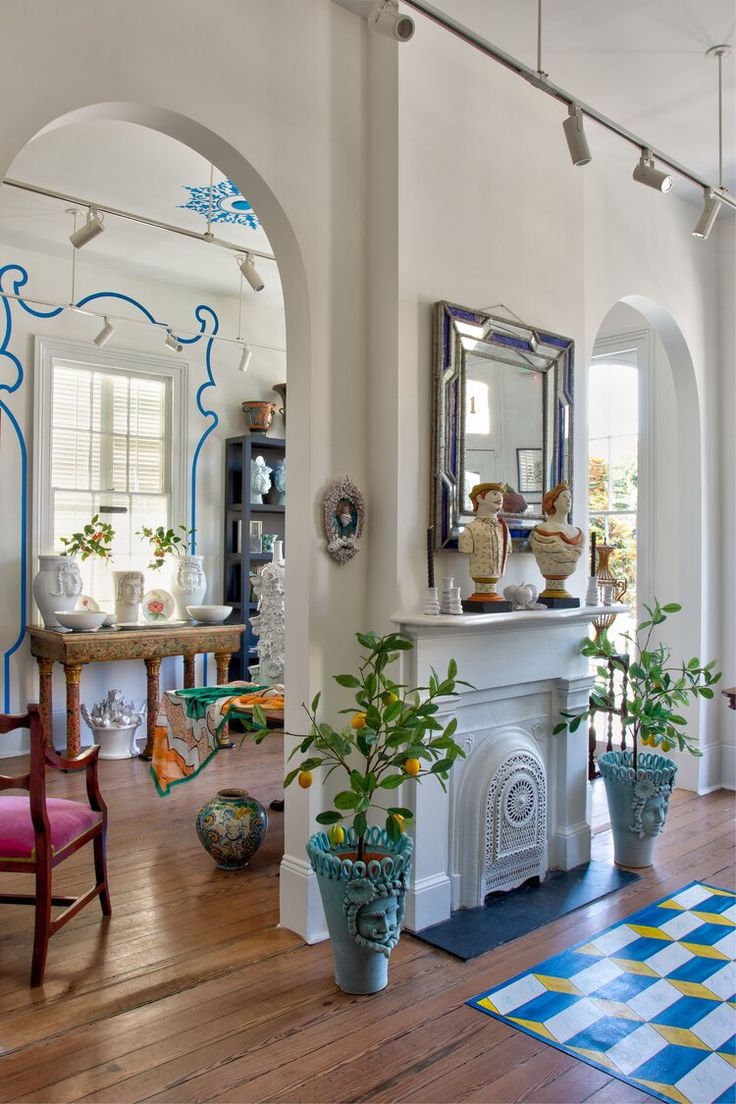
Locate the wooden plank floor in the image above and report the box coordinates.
[0,735,733,1104]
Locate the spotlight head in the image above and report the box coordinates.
[692,188,722,240]
[93,316,115,347]
[238,253,264,292]
[70,207,105,249]
[164,329,183,353]
[367,0,415,42]
[562,104,591,167]
[238,343,253,374]
[633,150,673,193]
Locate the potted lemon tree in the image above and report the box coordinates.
[554,600,721,867]
[285,630,467,994]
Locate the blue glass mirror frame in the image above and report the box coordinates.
[432,301,574,550]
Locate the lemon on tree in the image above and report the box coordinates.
[284,630,469,862]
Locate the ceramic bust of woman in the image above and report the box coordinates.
[529,482,583,607]
[458,482,511,611]
[250,455,273,504]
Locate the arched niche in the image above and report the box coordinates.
[590,296,705,792]
[1,101,316,933]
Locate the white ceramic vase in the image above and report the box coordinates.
[33,554,82,628]
[171,554,207,619]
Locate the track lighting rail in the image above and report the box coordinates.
[1,177,278,262]
[401,0,735,214]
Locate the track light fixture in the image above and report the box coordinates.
[93,316,115,347]
[238,253,265,292]
[632,149,673,193]
[69,206,105,249]
[238,344,253,374]
[562,104,591,167]
[692,188,722,240]
[368,0,415,42]
[164,329,183,352]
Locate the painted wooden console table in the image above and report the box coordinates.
[27,623,245,759]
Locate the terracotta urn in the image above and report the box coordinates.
[241,401,277,433]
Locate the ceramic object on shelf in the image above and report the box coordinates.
[142,588,175,622]
[76,594,100,612]
[33,554,83,628]
[114,570,145,624]
[529,482,584,607]
[170,554,206,620]
[241,401,276,433]
[54,610,108,632]
[250,456,273,504]
[81,690,144,760]
[272,383,286,425]
[195,788,268,870]
[272,458,286,505]
[186,605,232,624]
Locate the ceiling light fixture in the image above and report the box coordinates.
[692,188,722,240]
[93,316,115,347]
[235,262,253,373]
[632,149,673,193]
[562,104,591,167]
[69,206,105,249]
[164,329,183,352]
[238,344,253,374]
[238,252,265,292]
[692,44,732,240]
[368,0,415,42]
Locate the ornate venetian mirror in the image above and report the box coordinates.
[432,301,574,549]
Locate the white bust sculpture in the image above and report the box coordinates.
[529,482,584,605]
[458,482,511,609]
[250,455,273,504]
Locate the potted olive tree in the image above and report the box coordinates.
[554,600,721,867]
[285,630,467,994]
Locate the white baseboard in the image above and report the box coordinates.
[279,853,328,943]
[549,822,591,871]
[403,871,452,932]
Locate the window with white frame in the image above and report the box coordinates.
[588,329,650,646]
[34,338,187,611]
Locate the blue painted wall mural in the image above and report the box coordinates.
[0,262,220,710]
[179,180,260,229]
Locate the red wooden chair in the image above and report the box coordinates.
[0,704,111,985]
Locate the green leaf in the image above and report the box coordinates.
[378,774,404,789]
[661,603,681,613]
[334,674,361,688]
[350,770,369,792]
[283,767,301,788]
[699,687,714,699]
[387,807,413,818]
[333,790,359,809]
[315,811,342,825]
[386,814,400,841]
[353,811,367,837]
[431,758,454,773]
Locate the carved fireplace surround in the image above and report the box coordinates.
[392,606,620,931]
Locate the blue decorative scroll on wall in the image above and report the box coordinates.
[0,262,220,711]
[179,180,260,229]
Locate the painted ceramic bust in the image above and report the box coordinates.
[250,456,273,503]
[343,876,407,958]
[529,482,583,600]
[458,482,511,604]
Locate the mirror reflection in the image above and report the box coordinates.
[432,302,574,549]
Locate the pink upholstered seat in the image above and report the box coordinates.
[0,795,102,861]
[0,705,111,985]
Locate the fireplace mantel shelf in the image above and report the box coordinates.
[393,603,628,635]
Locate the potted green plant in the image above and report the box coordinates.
[33,516,115,628]
[136,524,204,619]
[284,630,467,994]
[554,600,721,867]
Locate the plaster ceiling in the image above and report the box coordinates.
[338,0,736,197]
[0,121,283,304]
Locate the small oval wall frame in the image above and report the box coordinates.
[323,476,365,565]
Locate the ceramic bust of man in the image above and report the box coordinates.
[529,481,583,607]
[250,455,273,504]
[458,482,512,611]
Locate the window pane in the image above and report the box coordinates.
[51,429,92,490]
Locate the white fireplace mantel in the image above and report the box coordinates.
[391,605,627,931]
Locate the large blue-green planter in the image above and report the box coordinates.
[195,788,268,870]
[598,750,677,868]
[307,826,413,995]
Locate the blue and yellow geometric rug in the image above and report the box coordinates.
[468,882,735,1104]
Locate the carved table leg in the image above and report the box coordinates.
[36,658,54,747]
[183,654,195,689]
[140,657,162,760]
[63,664,84,758]
[214,651,235,748]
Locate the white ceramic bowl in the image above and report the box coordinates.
[186,605,232,624]
[54,610,108,632]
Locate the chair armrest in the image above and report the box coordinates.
[45,744,100,773]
